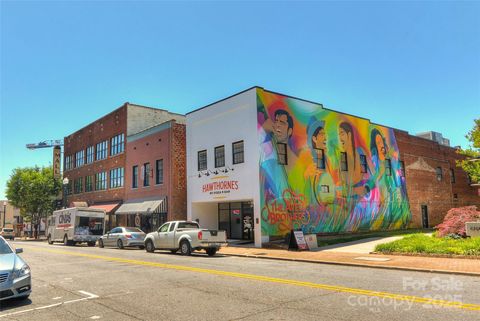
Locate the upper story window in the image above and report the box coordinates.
[436,167,443,181]
[340,152,348,172]
[75,150,85,168]
[65,155,74,171]
[96,140,108,160]
[85,175,93,192]
[143,163,150,187]
[95,171,107,191]
[359,154,367,174]
[156,160,164,185]
[132,165,138,188]
[450,168,456,183]
[400,161,406,177]
[232,141,244,164]
[277,143,288,165]
[110,133,125,156]
[215,146,225,168]
[86,146,94,164]
[109,167,124,188]
[73,178,83,194]
[386,159,392,176]
[198,150,207,171]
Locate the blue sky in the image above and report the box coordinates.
[1,1,479,199]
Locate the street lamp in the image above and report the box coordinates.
[62,177,69,209]
[2,201,6,228]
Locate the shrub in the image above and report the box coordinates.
[435,206,480,238]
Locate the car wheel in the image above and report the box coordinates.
[170,249,178,254]
[63,235,69,246]
[98,239,104,248]
[145,240,155,253]
[138,245,145,250]
[180,240,192,256]
[87,242,95,247]
[206,248,217,257]
[117,239,124,249]
[47,235,53,245]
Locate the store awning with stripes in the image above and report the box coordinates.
[115,197,167,215]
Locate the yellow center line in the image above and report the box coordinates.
[26,246,480,312]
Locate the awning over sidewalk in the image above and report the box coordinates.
[115,197,167,215]
[89,202,121,213]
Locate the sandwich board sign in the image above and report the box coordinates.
[288,230,308,251]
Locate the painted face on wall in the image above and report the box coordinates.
[312,128,326,150]
[375,133,387,160]
[274,114,292,143]
[338,128,352,152]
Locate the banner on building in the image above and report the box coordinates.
[53,146,61,179]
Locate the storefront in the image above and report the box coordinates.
[115,197,167,233]
[218,201,254,241]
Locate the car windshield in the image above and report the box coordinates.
[124,227,144,233]
[2,229,13,232]
[0,238,13,254]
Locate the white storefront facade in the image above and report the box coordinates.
[187,88,264,247]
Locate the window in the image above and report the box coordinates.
[400,161,406,177]
[277,143,288,165]
[65,155,73,170]
[436,167,443,181]
[386,159,392,176]
[143,163,150,187]
[96,140,108,160]
[85,176,93,192]
[156,160,163,185]
[159,223,169,233]
[110,133,125,156]
[132,165,138,188]
[232,141,244,164]
[198,150,207,171]
[95,171,107,190]
[109,167,124,188]
[86,146,94,164]
[215,146,225,168]
[340,152,348,171]
[320,185,330,193]
[73,178,83,194]
[450,168,456,183]
[314,148,326,170]
[75,150,84,168]
[359,155,367,173]
[169,223,175,232]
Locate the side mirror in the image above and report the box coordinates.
[15,248,23,254]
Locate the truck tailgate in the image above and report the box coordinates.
[202,230,227,242]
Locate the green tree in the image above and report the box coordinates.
[458,118,480,184]
[6,166,61,238]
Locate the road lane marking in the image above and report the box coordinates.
[24,246,480,312]
[52,296,62,300]
[0,290,98,318]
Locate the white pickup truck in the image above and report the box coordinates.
[144,221,227,256]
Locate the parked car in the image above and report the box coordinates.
[98,227,146,249]
[0,228,15,240]
[144,221,227,256]
[0,236,31,301]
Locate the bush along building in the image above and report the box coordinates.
[186,87,479,247]
[63,102,185,230]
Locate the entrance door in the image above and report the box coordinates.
[421,205,429,228]
[229,203,242,239]
[242,203,254,241]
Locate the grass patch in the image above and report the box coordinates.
[316,229,428,247]
[375,233,480,256]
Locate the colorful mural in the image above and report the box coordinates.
[257,89,411,237]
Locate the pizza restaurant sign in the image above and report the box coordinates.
[202,180,239,195]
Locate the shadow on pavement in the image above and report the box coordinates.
[0,297,32,312]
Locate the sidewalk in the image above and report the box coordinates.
[218,246,480,276]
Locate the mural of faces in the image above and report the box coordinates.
[273,110,293,143]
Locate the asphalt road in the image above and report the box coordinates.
[1,240,480,321]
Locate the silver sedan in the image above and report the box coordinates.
[0,236,31,301]
[98,227,146,249]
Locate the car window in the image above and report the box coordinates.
[177,222,199,229]
[169,223,176,232]
[124,227,143,233]
[0,238,13,254]
[3,229,13,232]
[159,223,169,233]
[110,228,121,234]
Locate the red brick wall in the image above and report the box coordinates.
[394,130,479,228]
[64,105,127,206]
[170,123,187,220]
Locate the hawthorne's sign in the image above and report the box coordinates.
[202,180,239,195]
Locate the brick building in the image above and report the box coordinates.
[63,103,185,229]
[115,119,187,232]
[395,130,478,228]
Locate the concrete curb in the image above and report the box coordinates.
[220,252,480,277]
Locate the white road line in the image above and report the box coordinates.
[52,296,62,300]
[0,290,99,318]
[90,316,101,319]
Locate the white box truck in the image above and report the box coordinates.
[46,207,106,246]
